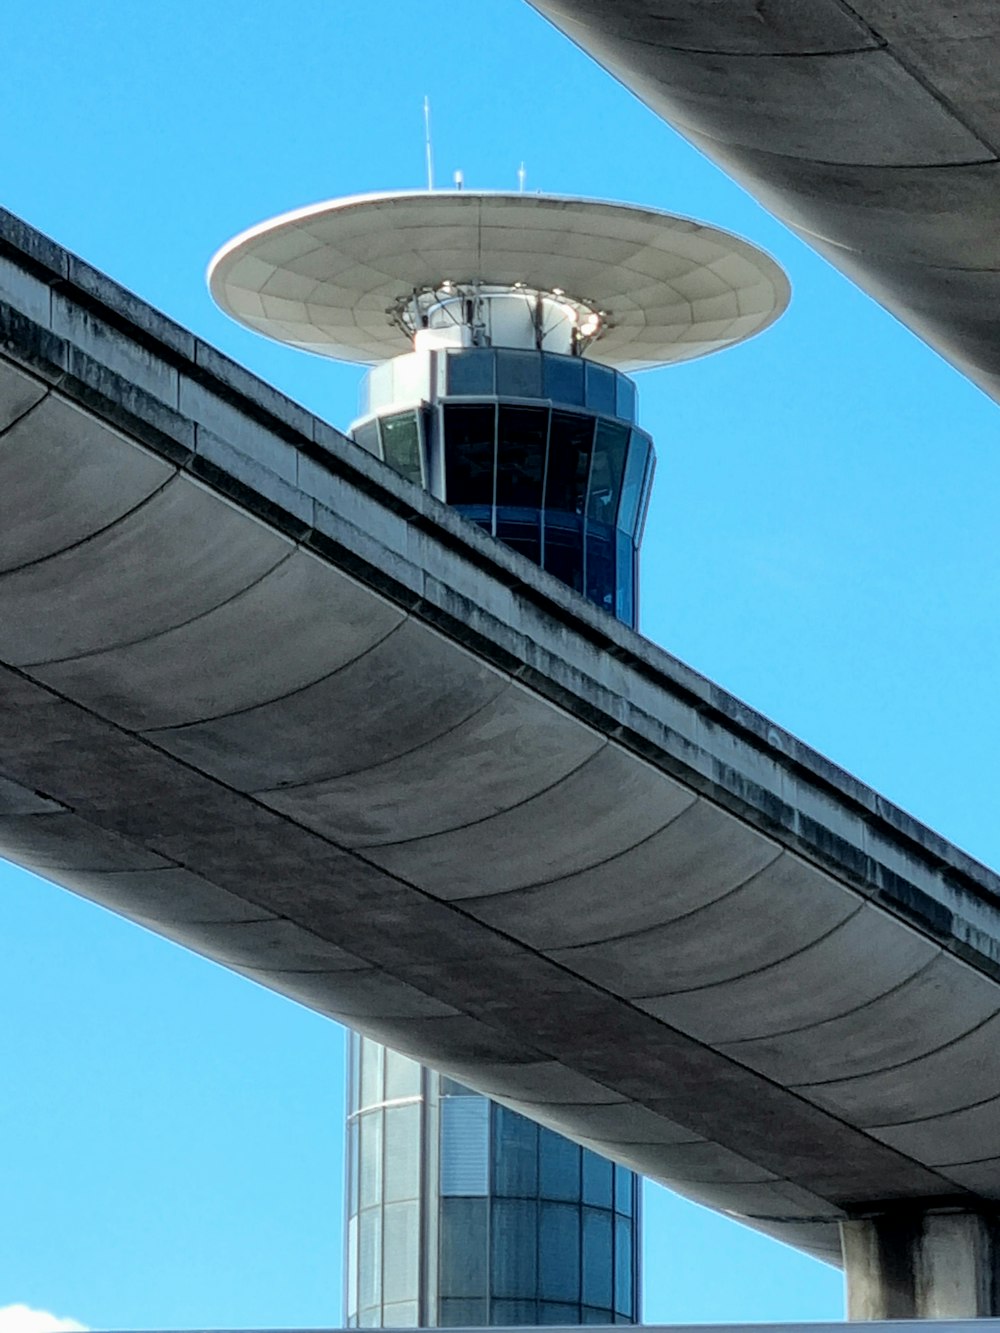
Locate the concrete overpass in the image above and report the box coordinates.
[526,1,1000,410]
[3,210,1000,1313]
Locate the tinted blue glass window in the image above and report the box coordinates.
[615,532,635,627]
[585,361,616,416]
[491,1300,538,1325]
[636,451,656,546]
[582,1208,613,1308]
[496,405,547,510]
[615,373,637,422]
[353,419,380,458]
[539,1127,581,1201]
[543,514,583,595]
[496,349,543,398]
[381,411,424,486]
[587,420,629,526]
[441,1096,489,1195]
[440,1076,476,1096]
[615,1216,634,1315]
[440,1299,487,1327]
[617,432,650,533]
[540,1304,581,1325]
[539,1202,581,1301]
[492,1199,538,1298]
[583,1308,613,1324]
[448,348,495,395]
[614,1166,633,1216]
[493,1105,539,1197]
[585,522,615,616]
[545,412,593,515]
[440,1197,488,1297]
[544,354,585,406]
[444,404,496,507]
[496,513,542,566]
[582,1153,613,1208]
[348,1118,359,1213]
[359,1206,382,1312]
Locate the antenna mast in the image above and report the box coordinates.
[423,96,434,191]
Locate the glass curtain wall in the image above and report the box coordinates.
[346,1034,640,1329]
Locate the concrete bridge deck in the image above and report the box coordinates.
[3,210,1000,1268]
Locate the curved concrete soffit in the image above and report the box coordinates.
[526,0,1000,406]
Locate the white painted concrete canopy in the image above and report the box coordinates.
[3,211,1000,1266]
[526,0,1000,408]
[208,191,789,372]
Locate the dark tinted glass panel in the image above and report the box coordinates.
[543,515,583,594]
[585,361,616,416]
[496,405,547,509]
[496,348,542,397]
[539,1127,581,1201]
[587,420,629,526]
[353,419,380,457]
[615,374,637,422]
[445,404,496,506]
[491,1300,538,1325]
[440,1197,488,1297]
[540,1304,580,1324]
[615,1166,633,1217]
[440,1299,487,1327]
[381,411,423,486]
[544,354,585,406]
[582,1209,613,1308]
[583,1308,613,1324]
[493,1105,539,1197]
[636,451,656,546]
[545,412,593,516]
[585,523,615,616]
[495,514,542,566]
[539,1203,581,1301]
[615,1216,634,1315]
[448,348,495,395]
[491,1199,538,1298]
[617,433,650,533]
[582,1153,613,1208]
[615,532,635,627]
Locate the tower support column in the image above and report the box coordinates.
[841,1208,1000,1319]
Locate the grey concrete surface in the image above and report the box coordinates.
[4,208,1000,1268]
[843,1210,1000,1318]
[526,0,1000,408]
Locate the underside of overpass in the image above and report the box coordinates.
[3,207,1000,1291]
[526,0,1000,410]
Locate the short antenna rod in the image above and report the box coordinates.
[518,162,526,193]
[423,96,434,191]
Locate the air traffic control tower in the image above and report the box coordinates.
[209,190,788,1327]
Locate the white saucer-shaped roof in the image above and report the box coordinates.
[208,191,789,372]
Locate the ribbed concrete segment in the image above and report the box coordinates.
[2,210,1000,1266]
[526,1,1000,407]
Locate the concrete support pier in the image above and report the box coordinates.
[842,1209,1000,1318]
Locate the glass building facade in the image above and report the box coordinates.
[347,340,651,1330]
[346,1035,640,1328]
[352,347,655,629]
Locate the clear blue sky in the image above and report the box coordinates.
[3,1,999,1329]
